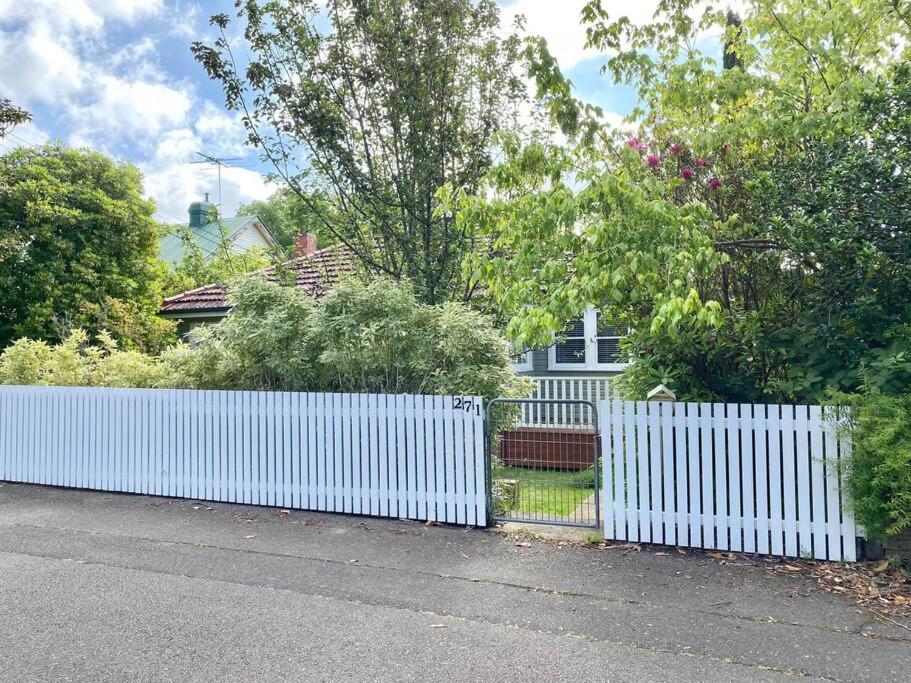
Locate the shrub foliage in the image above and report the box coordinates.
[172,276,533,400]
[0,276,532,404]
[0,330,175,389]
[835,390,911,538]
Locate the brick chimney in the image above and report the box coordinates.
[293,233,317,258]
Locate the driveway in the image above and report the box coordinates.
[0,483,906,681]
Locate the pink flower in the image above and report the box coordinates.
[670,142,684,155]
[681,167,694,180]
[695,157,709,167]
[646,154,661,166]
[626,137,645,153]
[721,143,730,153]
[708,177,721,189]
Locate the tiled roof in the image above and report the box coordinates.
[159,243,357,315]
[159,215,272,266]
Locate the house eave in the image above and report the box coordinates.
[158,307,231,320]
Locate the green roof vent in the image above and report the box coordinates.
[188,193,216,228]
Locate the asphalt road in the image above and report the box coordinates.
[0,483,907,682]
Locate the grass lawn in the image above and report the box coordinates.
[496,466,594,517]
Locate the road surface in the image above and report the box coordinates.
[0,483,907,681]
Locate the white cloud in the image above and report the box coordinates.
[0,0,162,33]
[501,0,599,70]
[0,0,269,222]
[92,0,164,24]
[71,76,192,148]
[193,103,248,157]
[0,21,84,101]
[168,2,202,40]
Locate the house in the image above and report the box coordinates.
[510,306,628,421]
[161,226,626,403]
[159,234,355,337]
[159,194,279,267]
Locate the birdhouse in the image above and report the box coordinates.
[646,384,676,402]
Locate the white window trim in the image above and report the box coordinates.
[512,350,533,372]
[548,307,629,372]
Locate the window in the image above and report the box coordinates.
[548,307,628,371]
[554,318,586,364]
[596,322,625,364]
[511,348,533,372]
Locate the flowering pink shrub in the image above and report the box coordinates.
[626,137,645,153]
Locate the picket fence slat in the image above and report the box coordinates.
[0,386,486,527]
[601,399,858,562]
[635,401,649,543]
[624,403,640,542]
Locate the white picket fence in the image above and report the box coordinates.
[600,400,857,561]
[0,386,486,526]
[519,376,611,427]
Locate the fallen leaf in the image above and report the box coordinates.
[279,509,291,515]
[244,534,256,539]
[515,542,531,548]
[872,560,891,574]
[430,624,446,628]
[676,548,687,555]
[655,552,670,556]
[784,564,801,572]
[707,552,723,559]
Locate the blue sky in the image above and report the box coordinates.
[0,1,706,223]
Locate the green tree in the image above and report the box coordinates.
[236,187,336,253]
[0,145,174,351]
[192,0,526,303]
[455,0,911,402]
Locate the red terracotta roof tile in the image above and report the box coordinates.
[159,244,357,315]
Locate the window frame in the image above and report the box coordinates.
[547,307,629,371]
[511,349,533,372]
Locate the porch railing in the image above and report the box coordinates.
[519,376,612,428]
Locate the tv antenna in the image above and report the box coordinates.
[192,152,242,211]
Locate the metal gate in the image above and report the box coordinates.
[485,398,600,528]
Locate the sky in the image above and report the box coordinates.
[0,1,718,224]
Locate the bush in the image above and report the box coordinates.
[169,275,534,400]
[0,329,177,388]
[834,389,911,538]
[0,276,533,406]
